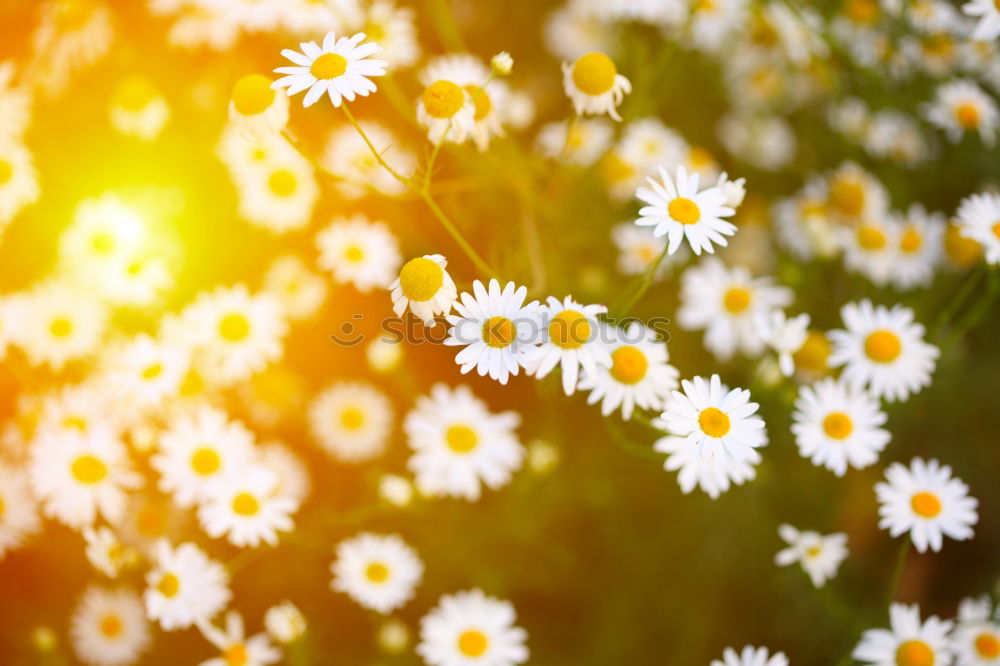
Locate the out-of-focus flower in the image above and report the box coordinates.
[956,191,1000,265]
[197,466,296,548]
[492,51,513,75]
[316,215,402,292]
[144,540,231,631]
[108,75,170,141]
[196,610,281,666]
[710,645,788,666]
[309,382,393,463]
[264,601,307,645]
[925,79,998,146]
[70,586,151,666]
[228,73,289,138]
[331,532,423,614]
[775,524,848,588]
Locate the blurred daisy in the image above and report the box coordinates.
[964,0,1000,40]
[262,255,328,321]
[774,524,848,588]
[144,540,231,631]
[635,165,737,256]
[956,191,1000,265]
[889,205,945,290]
[792,378,890,477]
[108,75,170,141]
[257,442,311,507]
[70,586,151,666]
[945,220,985,271]
[418,589,528,666]
[264,601,307,645]
[611,223,675,278]
[331,532,424,614]
[854,603,953,666]
[0,62,31,141]
[711,645,788,666]
[562,51,631,121]
[217,124,298,185]
[0,138,40,226]
[0,465,41,559]
[544,2,614,62]
[316,215,402,292]
[522,296,610,395]
[272,31,387,107]
[14,281,108,370]
[677,258,792,362]
[198,466,296,548]
[404,384,524,501]
[350,0,420,68]
[828,300,939,402]
[876,457,978,553]
[83,526,133,579]
[690,0,748,52]
[321,121,414,198]
[98,334,190,410]
[824,162,888,224]
[309,382,393,462]
[32,382,120,447]
[578,322,679,420]
[718,114,797,172]
[236,153,318,233]
[389,254,458,326]
[444,279,542,385]
[229,73,289,138]
[925,79,998,146]
[952,595,1000,666]
[416,77,476,146]
[535,117,613,166]
[757,311,809,377]
[839,218,897,287]
[197,610,281,666]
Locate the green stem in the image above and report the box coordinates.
[883,536,910,608]
[612,244,669,316]
[942,267,1000,352]
[932,263,986,339]
[340,105,412,187]
[419,189,499,280]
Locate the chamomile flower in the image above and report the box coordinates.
[0,138,40,227]
[321,121,414,198]
[331,532,424,614]
[416,76,476,146]
[83,526,132,578]
[444,279,542,385]
[0,464,41,559]
[577,322,679,420]
[14,281,108,370]
[562,51,632,121]
[925,79,998,146]
[611,223,677,278]
[635,165,737,256]
[522,296,610,395]
[229,73,289,138]
[417,589,529,666]
[952,596,1000,665]
[70,586,151,666]
[956,191,1000,265]
[316,215,402,292]
[257,442,311,507]
[839,218,897,287]
[236,152,318,233]
[876,457,978,553]
[262,255,328,321]
[98,334,190,410]
[710,646,789,666]
[890,205,945,290]
[264,601,307,644]
[854,603,954,666]
[350,0,420,68]
[828,300,939,402]
[535,117,613,166]
[823,162,889,224]
[791,378,890,477]
[404,384,524,501]
[309,382,393,462]
[964,0,1000,40]
[272,31,387,107]
[757,311,809,377]
[197,611,281,666]
[656,442,760,498]
[389,254,458,326]
[198,466,296,548]
[421,55,507,151]
[774,524,849,588]
[144,540,231,631]
[108,75,170,141]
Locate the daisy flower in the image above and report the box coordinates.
[0,464,41,559]
[198,466,296,548]
[791,378,890,476]
[389,254,458,326]
[828,300,940,402]
[952,595,1000,666]
[272,32,387,107]
[416,76,476,146]
[197,610,281,666]
[577,322,679,420]
[677,258,793,362]
[404,384,524,501]
[562,51,632,121]
[535,117,613,166]
[108,75,170,141]
[964,0,1000,40]
[522,295,610,395]
[611,223,677,279]
[757,310,810,377]
[349,0,420,68]
[330,532,424,614]
[0,137,40,226]
[417,589,528,666]
[309,381,393,463]
[876,457,978,553]
[839,218,897,287]
[774,524,849,588]
[956,192,1000,265]
[70,586,151,666]
[321,121,415,199]
[889,205,945,290]
[444,279,542,385]
[316,215,402,292]
[945,221,985,271]
[144,540,231,631]
[925,79,998,146]
[262,254,328,321]
[420,54,507,151]
[264,601,307,645]
[229,73,289,138]
[235,152,318,233]
[83,526,132,578]
[13,281,108,370]
[823,162,889,224]
[635,165,737,255]
[97,334,190,410]
[710,646,788,666]
[854,603,954,666]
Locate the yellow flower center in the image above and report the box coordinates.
[0,497,5,519]
[723,287,752,314]
[457,629,489,657]
[464,85,492,121]
[99,614,123,638]
[191,448,221,476]
[822,412,853,439]
[864,330,901,363]
[446,424,478,453]
[600,151,636,184]
[572,52,617,96]
[422,80,466,119]
[910,491,942,518]
[345,246,364,262]
[141,363,163,380]
[63,416,88,431]
[955,103,980,129]
[268,169,297,197]
[895,639,934,666]
[829,180,864,217]
[945,223,982,268]
[363,21,386,42]
[794,330,831,376]
[549,310,591,350]
[340,407,365,430]
[698,407,731,437]
[689,146,714,168]
[310,53,348,79]
[231,74,275,115]
[114,76,158,112]
[219,313,250,342]
[668,197,701,225]
[857,224,886,250]
[993,221,1000,239]
[844,0,879,24]
[50,317,73,338]
[976,632,1000,658]
[900,228,922,254]
[399,257,444,302]
[0,159,12,185]
[223,643,248,666]
[610,346,648,384]
[71,454,107,484]
[365,562,390,583]
[157,572,180,598]
[232,492,260,516]
[482,316,516,348]
[805,545,822,558]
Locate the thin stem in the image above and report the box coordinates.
[419,189,499,280]
[883,536,910,608]
[340,105,412,187]
[942,267,1000,352]
[423,72,495,190]
[932,263,986,339]
[612,244,669,316]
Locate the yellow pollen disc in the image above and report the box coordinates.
[465,85,492,121]
[344,246,364,262]
[900,228,922,254]
[698,407,731,438]
[910,491,942,518]
[232,492,260,516]
[571,52,617,96]
[99,614,123,638]
[600,151,636,184]
[549,310,591,350]
[805,545,822,557]
[340,407,365,430]
[399,257,444,302]
[723,287,752,314]
[689,146,714,168]
[668,197,701,225]
[446,424,478,453]
[363,21,386,42]
[482,316,516,348]
[91,232,115,254]
[829,180,864,217]
[955,103,980,129]
[857,224,886,250]
[71,454,107,484]
[0,159,13,184]
[822,412,853,439]
[845,0,879,24]
[610,346,648,384]
[310,52,347,79]
[157,572,180,598]
[895,639,935,666]
[749,16,779,46]
[231,74,275,115]
[251,147,268,161]
[422,80,465,119]
[0,497,5,518]
[365,562,390,583]
[191,448,221,476]
[223,643,248,666]
[457,629,489,657]
[993,221,1000,240]
[945,224,982,268]
[268,169,297,197]
[50,317,73,338]
[975,632,1000,658]
[114,76,158,112]
[141,363,163,380]
[219,313,250,342]
[864,330,901,363]
[63,416,88,431]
